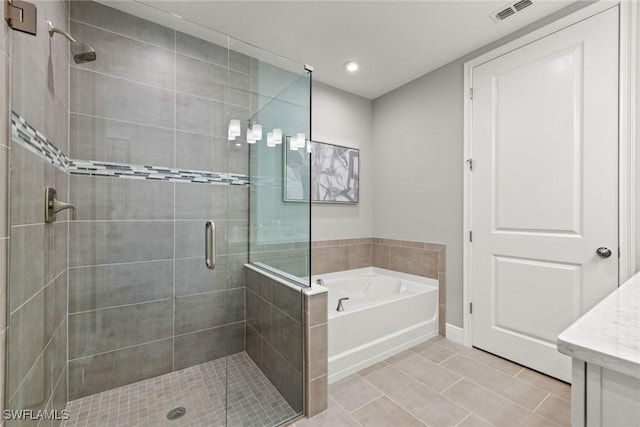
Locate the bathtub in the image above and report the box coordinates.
[313,267,439,383]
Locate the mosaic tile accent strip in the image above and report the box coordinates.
[12,110,71,170]
[62,352,298,427]
[70,160,250,186]
[11,111,249,186]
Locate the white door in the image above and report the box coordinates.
[470,7,619,382]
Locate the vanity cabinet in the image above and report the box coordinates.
[558,273,640,426]
[569,359,640,426]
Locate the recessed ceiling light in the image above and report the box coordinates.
[344,61,359,72]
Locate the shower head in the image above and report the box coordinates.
[70,41,96,64]
[47,21,97,64]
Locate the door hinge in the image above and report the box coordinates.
[469,231,472,242]
[5,0,37,35]
[467,158,473,171]
[469,302,473,314]
[469,88,474,100]
[618,247,621,258]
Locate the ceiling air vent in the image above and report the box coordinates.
[490,0,534,23]
[513,0,533,11]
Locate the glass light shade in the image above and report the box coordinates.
[273,128,282,144]
[296,133,306,148]
[228,119,241,138]
[266,132,275,147]
[252,123,262,140]
[246,130,256,144]
[289,136,299,150]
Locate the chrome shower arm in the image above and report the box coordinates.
[47,21,76,42]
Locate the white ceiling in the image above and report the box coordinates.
[107,0,580,99]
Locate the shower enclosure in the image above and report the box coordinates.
[4,1,311,425]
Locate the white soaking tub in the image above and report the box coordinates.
[313,267,439,383]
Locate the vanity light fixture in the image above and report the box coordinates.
[344,61,359,72]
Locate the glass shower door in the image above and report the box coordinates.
[5,1,310,425]
[63,3,237,424]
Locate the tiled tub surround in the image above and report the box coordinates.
[5,0,70,424]
[66,1,253,401]
[312,238,446,335]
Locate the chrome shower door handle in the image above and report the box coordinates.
[205,220,216,270]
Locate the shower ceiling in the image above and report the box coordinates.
[101,0,579,99]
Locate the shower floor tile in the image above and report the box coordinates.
[62,352,298,427]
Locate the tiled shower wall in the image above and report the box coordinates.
[66,1,250,400]
[312,238,447,335]
[4,0,70,423]
[0,3,10,423]
[245,266,304,413]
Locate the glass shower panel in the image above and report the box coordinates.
[248,68,312,285]
[227,39,310,425]
[64,4,237,425]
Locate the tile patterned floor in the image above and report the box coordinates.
[62,352,298,427]
[293,336,571,427]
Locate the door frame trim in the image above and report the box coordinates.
[462,1,637,347]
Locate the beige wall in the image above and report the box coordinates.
[311,81,373,240]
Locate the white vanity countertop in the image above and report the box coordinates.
[558,273,640,379]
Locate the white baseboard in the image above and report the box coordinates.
[445,323,464,344]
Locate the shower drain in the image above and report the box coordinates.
[167,407,187,420]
